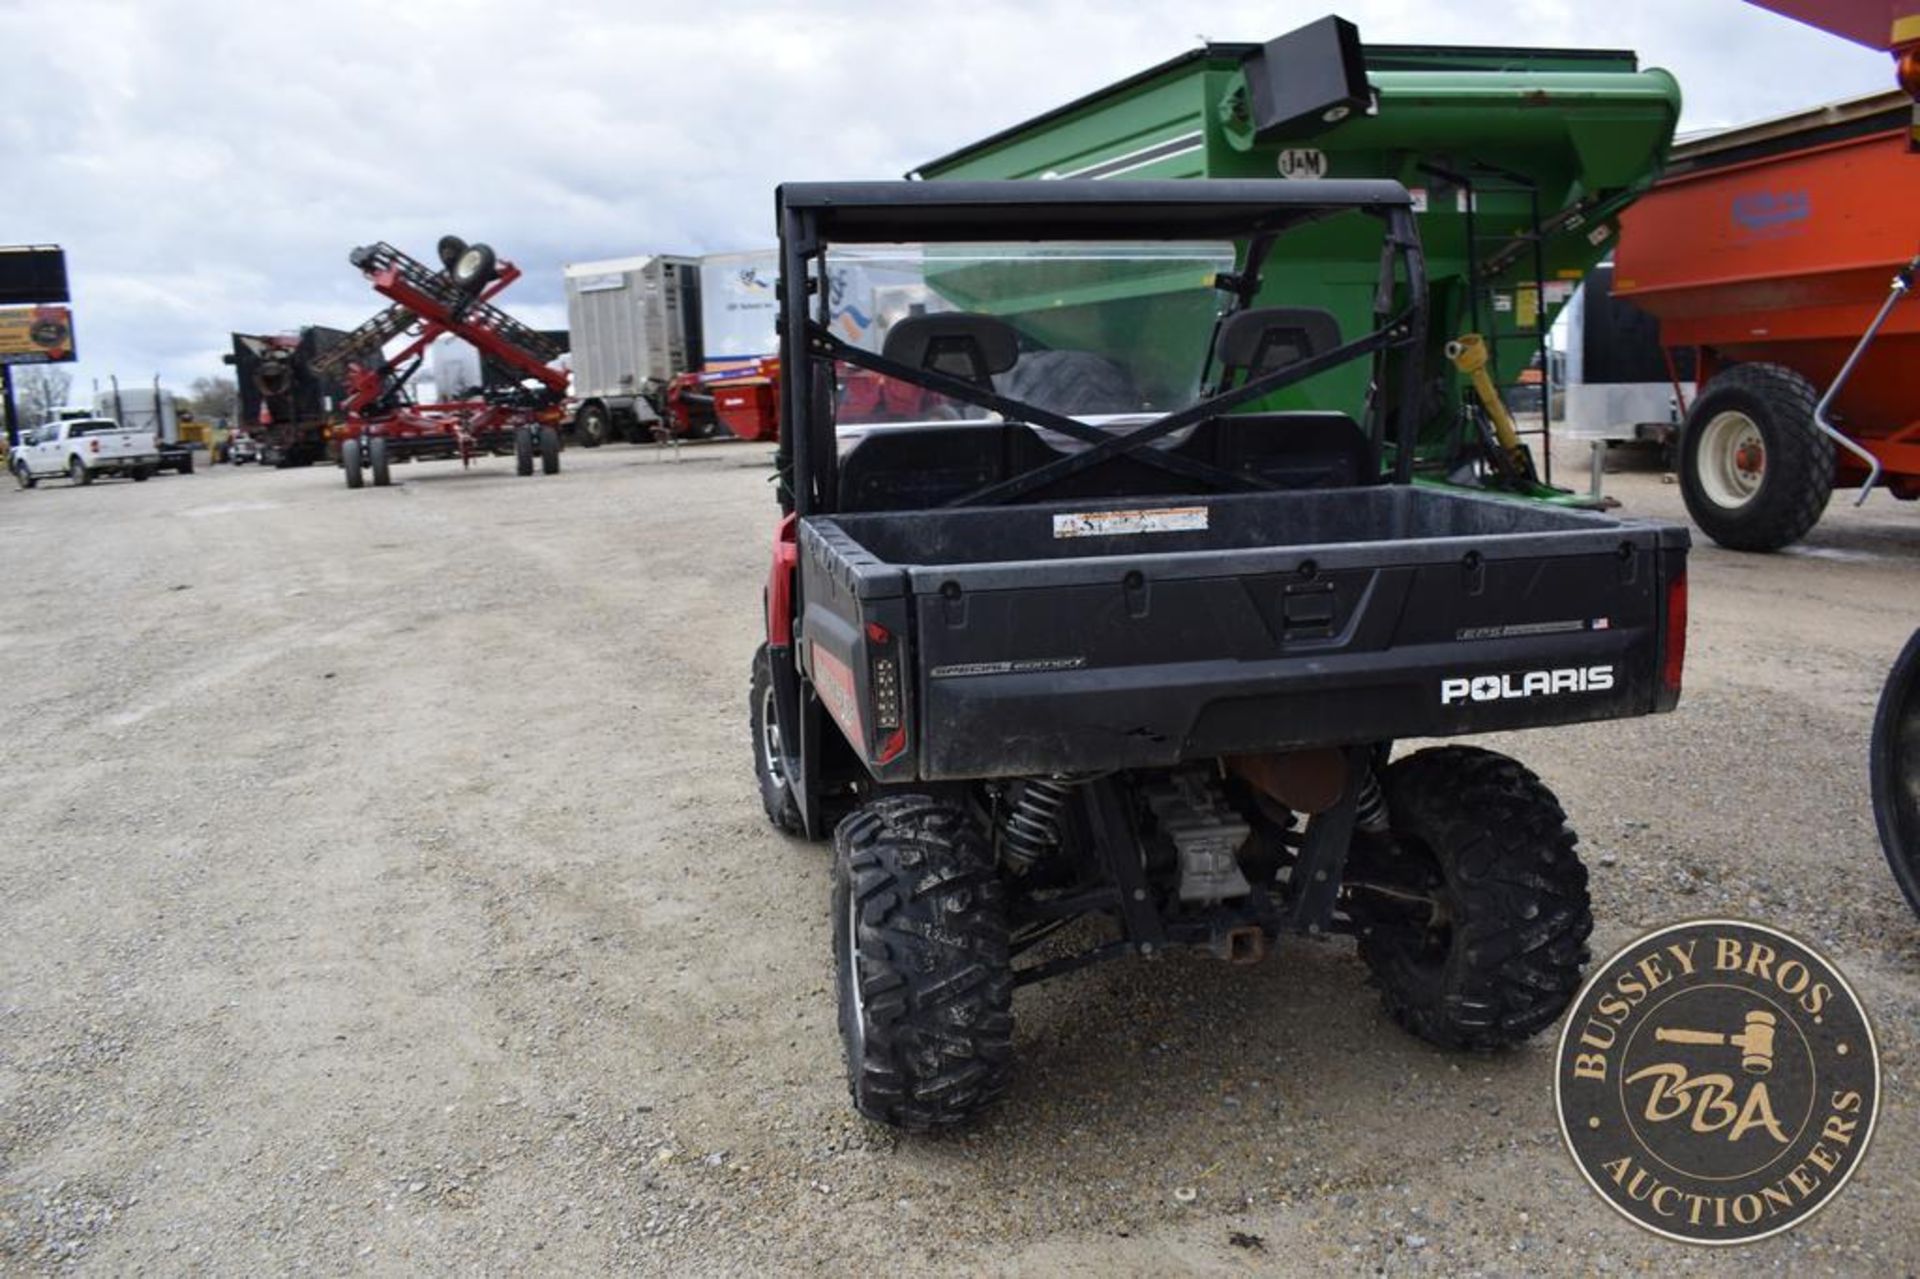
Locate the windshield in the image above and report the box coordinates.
[822,241,1237,433]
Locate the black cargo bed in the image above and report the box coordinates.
[798,487,1687,780]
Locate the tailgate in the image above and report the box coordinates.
[801,490,1689,781]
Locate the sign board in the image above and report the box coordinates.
[698,251,781,363]
[0,246,68,306]
[0,304,77,365]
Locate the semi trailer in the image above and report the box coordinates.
[563,249,788,444]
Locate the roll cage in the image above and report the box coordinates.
[773,179,1428,517]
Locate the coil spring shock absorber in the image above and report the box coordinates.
[1353,766,1389,835]
[999,777,1078,873]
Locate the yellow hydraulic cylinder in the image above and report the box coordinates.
[1445,333,1529,473]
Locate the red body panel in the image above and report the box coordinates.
[1615,125,1920,487]
[767,514,799,646]
[714,377,779,441]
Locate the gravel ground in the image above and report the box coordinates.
[1,440,1916,1275]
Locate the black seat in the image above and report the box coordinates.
[880,312,1019,386]
[834,412,1374,513]
[1214,307,1342,388]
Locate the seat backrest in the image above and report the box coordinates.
[1214,307,1342,386]
[880,313,1019,386]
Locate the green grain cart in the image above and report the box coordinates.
[910,18,1680,500]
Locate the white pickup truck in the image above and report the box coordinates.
[10,418,162,488]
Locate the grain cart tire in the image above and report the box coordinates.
[833,795,1013,1130]
[539,425,561,474]
[574,403,609,448]
[1872,628,1920,918]
[514,426,534,477]
[342,438,365,489]
[13,461,35,490]
[1680,363,1833,552]
[749,644,806,835]
[369,436,392,487]
[997,349,1143,417]
[1357,746,1591,1052]
[68,457,92,486]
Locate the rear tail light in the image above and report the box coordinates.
[89,439,99,454]
[864,621,907,764]
[1662,570,1688,697]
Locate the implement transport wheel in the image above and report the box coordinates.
[13,461,34,490]
[1680,363,1833,552]
[749,644,804,835]
[833,795,1013,1131]
[68,457,92,487]
[514,426,534,477]
[1873,628,1920,918]
[539,425,561,475]
[575,403,609,448]
[1356,746,1591,1052]
[342,438,365,489]
[370,436,392,487]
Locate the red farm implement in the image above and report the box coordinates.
[312,236,569,489]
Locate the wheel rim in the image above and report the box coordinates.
[1697,410,1767,509]
[760,680,789,796]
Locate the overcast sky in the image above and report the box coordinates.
[1,0,1896,400]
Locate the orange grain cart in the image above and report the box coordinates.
[1614,92,1920,549]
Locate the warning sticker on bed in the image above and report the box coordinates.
[1051,506,1209,538]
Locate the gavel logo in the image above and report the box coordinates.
[1654,1009,1779,1076]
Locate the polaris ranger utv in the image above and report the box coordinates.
[750,180,1689,1130]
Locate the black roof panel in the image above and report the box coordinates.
[777,179,1411,243]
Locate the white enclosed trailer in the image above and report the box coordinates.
[563,254,700,446]
[1560,261,1694,453]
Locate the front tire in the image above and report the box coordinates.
[539,425,561,474]
[574,403,609,448]
[834,796,1013,1130]
[749,644,805,835]
[68,457,93,486]
[514,426,534,476]
[342,438,364,489]
[1680,363,1833,552]
[370,436,392,487]
[13,461,36,490]
[996,349,1143,416]
[1357,746,1591,1052]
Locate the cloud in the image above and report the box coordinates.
[1,0,1896,395]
